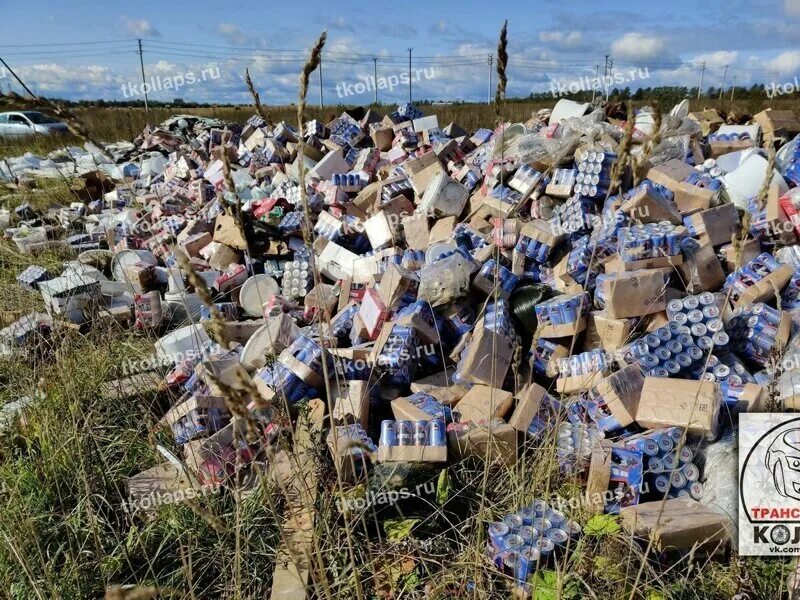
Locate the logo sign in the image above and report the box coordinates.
[740,414,800,555]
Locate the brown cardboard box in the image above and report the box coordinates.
[635,377,721,439]
[410,384,468,406]
[677,236,726,293]
[687,109,724,136]
[508,383,552,435]
[585,439,614,513]
[719,238,761,272]
[556,371,604,394]
[447,420,517,466]
[429,216,458,245]
[729,383,769,414]
[537,317,587,339]
[455,322,513,388]
[597,270,668,319]
[126,462,199,506]
[391,395,451,422]
[376,445,447,463]
[763,185,797,245]
[620,498,733,551]
[620,185,682,224]
[584,312,633,352]
[753,109,800,143]
[402,212,431,250]
[646,161,717,213]
[455,385,514,422]
[686,203,740,247]
[732,264,793,308]
[708,139,754,159]
[332,380,369,427]
[646,159,696,190]
[591,365,645,429]
[326,426,371,482]
[405,151,445,197]
[674,182,716,213]
[604,253,683,273]
[377,263,419,309]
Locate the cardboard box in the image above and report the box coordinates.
[729,383,769,414]
[635,377,721,439]
[677,236,726,293]
[708,139,754,158]
[674,182,716,213]
[597,270,668,319]
[447,420,517,466]
[764,185,797,245]
[584,312,633,352]
[537,317,587,339]
[507,383,553,435]
[719,238,761,272]
[732,264,793,308]
[687,109,724,136]
[455,385,514,422]
[429,216,458,245]
[332,380,369,427]
[376,445,447,463]
[452,323,513,388]
[405,151,445,197]
[556,370,604,394]
[604,253,683,273]
[377,263,419,309]
[620,498,733,551]
[589,365,645,431]
[326,426,371,482]
[646,159,696,190]
[686,203,740,247]
[621,185,682,224]
[391,394,451,422]
[753,109,800,143]
[402,212,431,250]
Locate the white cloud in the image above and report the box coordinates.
[123,18,159,37]
[688,50,738,67]
[218,23,247,45]
[766,50,800,73]
[786,0,800,16]
[538,30,585,49]
[610,32,667,61]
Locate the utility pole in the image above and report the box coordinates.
[697,62,706,101]
[318,52,323,109]
[719,64,729,100]
[373,57,378,104]
[487,54,493,105]
[606,57,613,101]
[731,76,737,102]
[407,48,412,103]
[591,64,600,103]
[137,39,149,112]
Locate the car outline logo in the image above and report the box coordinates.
[765,428,800,501]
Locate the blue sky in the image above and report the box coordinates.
[1,0,799,104]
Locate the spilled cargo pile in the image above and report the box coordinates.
[4,99,800,590]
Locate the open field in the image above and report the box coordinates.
[0,95,798,600]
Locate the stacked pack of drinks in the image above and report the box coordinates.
[534,293,588,328]
[378,419,446,447]
[622,427,704,501]
[726,303,784,365]
[574,150,615,198]
[724,253,785,304]
[486,500,581,585]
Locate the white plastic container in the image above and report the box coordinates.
[155,324,210,364]
[111,249,158,282]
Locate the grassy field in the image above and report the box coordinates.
[0,97,798,599]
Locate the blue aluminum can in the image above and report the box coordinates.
[488,522,510,550]
[397,421,413,446]
[428,419,446,446]
[379,420,397,447]
[517,547,540,581]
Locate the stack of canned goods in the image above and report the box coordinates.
[575,149,616,197]
[333,423,377,466]
[314,211,344,242]
[684,170,723,191]
[16,264,49,292]
[726,303,783,365]
[380,178,413,203]
[486,500,581,585]
[378,419,446,447]
[377,324,418,385]
[304,119,325,138]
[529,338,563,377]
[628,292,727,378]
[404,392,451,421]
[555,421,601,472]
[489,184,523,206]
[491,218,518,249]
[622,427,704,501]
[550,168,577,193]
[724,253,785,304]
[171,405,231,445]
[534,293,588,328]
[784,140,800,186]
[453,223,490,253]
[483,299,515,340]
[477,259,519,295]
[550,194,596,237]
[331,173,364,190]
[515,231,554,264]
[281,259,312,299]
[618,222,684,262]
[509,164,543,196]
[557,349,610,378]
[709,131,752,142]
[199,302,238,322]
[604,446,645,513]
[331,303,359,339]
[564,236,597,286]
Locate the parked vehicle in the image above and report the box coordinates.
[0,111,69,137]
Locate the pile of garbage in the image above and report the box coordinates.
[4,98,800,585]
